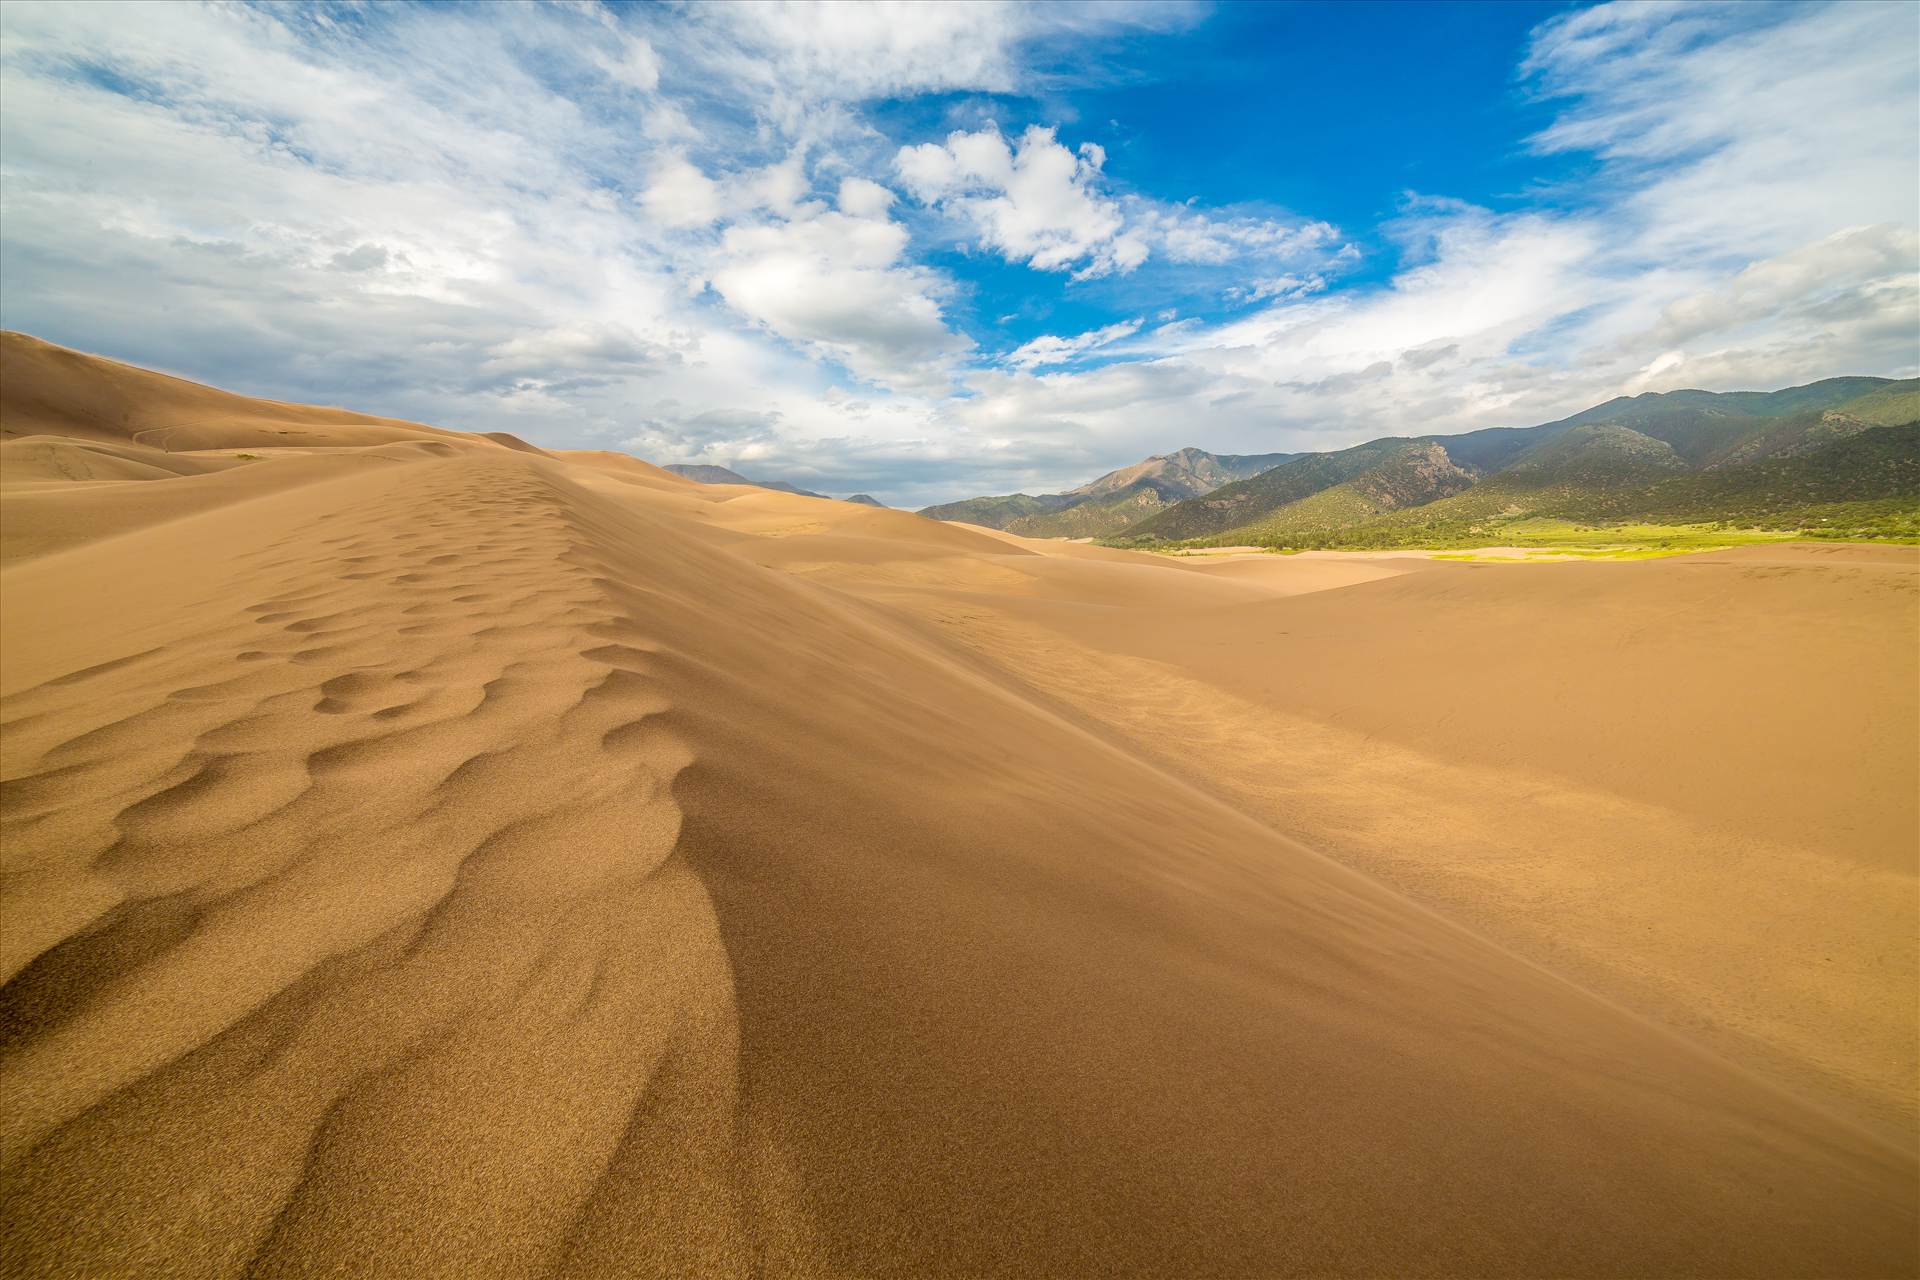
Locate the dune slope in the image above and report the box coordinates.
[1,337,1916,1277]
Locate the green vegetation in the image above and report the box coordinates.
[1157,519,1897,561]
[1158,441,1479,544]
[912,376,1920,554]
[919,491,1075,527]
[1002,487,1172,538]
[1102,382,1919,554]
[1761,378,1918,425]
[1415,520,1805,557]
[919,447,1293,531]
[1125,496,1918,556]
[1123,439,1423,541]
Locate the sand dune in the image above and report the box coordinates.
[2,335,1916,1277]
[891,542,1920,1142]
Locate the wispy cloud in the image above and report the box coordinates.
[1005,318,1143,370]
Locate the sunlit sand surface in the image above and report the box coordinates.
[2,334,1915,1277]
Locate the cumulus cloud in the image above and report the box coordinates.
[899,125,1147,279]
[896,123,1353,286]
[710,198,972,392]
[837,176,896,220]
[641,154,726,229]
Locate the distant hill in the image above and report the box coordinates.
[756,479,829,498]
[845,493,886,507]
[664,463,828,500]
[1344,421,1920,546]
[918,491,1076,527]
[1108,378,1920,548]
[919,446,1294,537]
[664,463,752,485]
[1123,439,1461,541]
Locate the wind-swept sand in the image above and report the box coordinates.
[2,333,1916,1277]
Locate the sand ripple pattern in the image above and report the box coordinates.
[0,459,751,1277]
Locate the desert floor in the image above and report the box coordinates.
[2,332,1916,1278]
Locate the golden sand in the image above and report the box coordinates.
[2,333,1915,1277]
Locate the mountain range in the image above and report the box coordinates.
[922,378,1920,547]
[918,446,1295,538]
[664,463,885,506]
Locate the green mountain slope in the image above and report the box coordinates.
[1539,377,1898,467]
[1121,439,1415,540]
[1114,377,1918,548]
[1204,423,1920,549]
[1823,381,1920,427]
[1573,421,1920,526]
[1185,442,1477,544]
[1351,420,1920,541]
[1501,424,1690,482]
[1002,482,1185,538]
[1066,446,1294,500]
[918,491,1077,527]
[919,447,1293,533]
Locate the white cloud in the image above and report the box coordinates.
[1225,274,1327,305]
[641,154,725,228]
[1524,1,1920,263]
[898,124,1352,284]
[710,201,972,392]
[1006,319,1143,370]
[899,125,1147,279]
[837,176,896,220]
[737,152,812,219]
[1133,205,1343,267]
[1642,224,1919,351]
[594,32,662,92]
[677,1,1199,118]
[696,2,1032,103]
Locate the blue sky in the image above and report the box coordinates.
[1,1,1915,506]
[890,0,1581,353]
